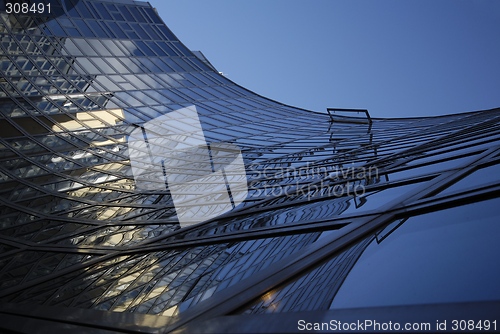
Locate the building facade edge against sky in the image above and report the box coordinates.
[0,0,499,333]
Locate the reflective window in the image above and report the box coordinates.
[91,2,112,20]
[331,197,500,308]
[0,0,499,330]
[439,162,500,196]
[388,154,476,182]
[242,197,500,314]
[74,19,95,37]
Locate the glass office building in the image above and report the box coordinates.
[0,0,499,332]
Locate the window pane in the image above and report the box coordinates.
[331,197,500,308]
[439,162,500,195]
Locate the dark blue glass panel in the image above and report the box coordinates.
[151,60,174,73]
[86,20,107,38]
[96,21,114,38]
[128,7,147,23]
[440,162,500,195]
[144,7,163,24]
[124,30,140,40]
[65,0,80,18]
[105,21,127,39]
[91,2,112,20]
[171,58,194,72]
[118,6,136,22]
[85,1,100,20]
[103,3,117,13]
[162,58,184,72]
[146,41,165,56]
[156,42,177,57]
[331,197,500,309]
[142,24,161,40]
[388,154,475,182]
[138,8,152,23]
[110,11,125,22]
[188,57,211,71]
[74,0,93,19]
[172,42,191,57]
[74,19,95,37]
[130,23,149,40]
[65,27,81,37]
[43,20,64,36]
[157,25,176,41]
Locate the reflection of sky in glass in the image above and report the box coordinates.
[388,154,475,182]
[331,197,500,309]
[340,181,423,216]
[1,1,500,326]
[439,162,500,196]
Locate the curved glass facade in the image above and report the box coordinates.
[0,1,499,332]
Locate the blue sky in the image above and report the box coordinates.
[150,1,500,118]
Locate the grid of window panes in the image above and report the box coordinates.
[1,0,500,331]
